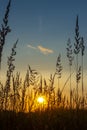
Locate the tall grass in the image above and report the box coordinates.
[0,0,87,112]
[0,1,87,129]
[0,0,11,68]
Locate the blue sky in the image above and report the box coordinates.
[0,0,87,80]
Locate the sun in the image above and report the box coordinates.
[37,96,45,104]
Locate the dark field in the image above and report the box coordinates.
[0,109,87,130]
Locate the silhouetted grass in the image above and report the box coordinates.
[0,1,87,130]
[0,109,87,130]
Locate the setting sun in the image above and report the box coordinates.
[37,96,45,104]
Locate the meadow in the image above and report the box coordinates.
[0,109,87,130]
[0,0,87,130]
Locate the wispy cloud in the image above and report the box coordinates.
[27,44,36,50]
[27,44,53,55]
[38,45,53,54]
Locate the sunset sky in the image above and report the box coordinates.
[0,0,87,86]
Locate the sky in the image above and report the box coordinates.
[0,0,87,89]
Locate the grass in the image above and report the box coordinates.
[0,109,87,130]
[0,1,87,130]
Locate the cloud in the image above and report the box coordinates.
[27,44,53,55]
[38,45,53,54]
[27,44,36,50]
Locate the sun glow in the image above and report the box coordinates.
[37,96,45,104]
